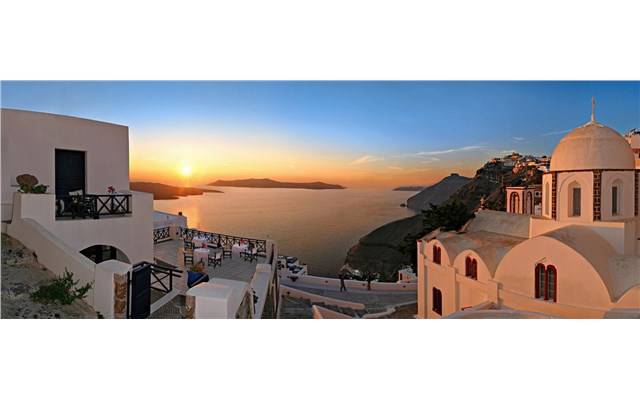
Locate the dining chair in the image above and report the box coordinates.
[242,247,258,262]
[184,252,194,266]
[208,251,222,268]
[222,245,232,260]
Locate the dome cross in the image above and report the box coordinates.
[591,97,595,122]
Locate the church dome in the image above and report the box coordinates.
[550,120,635,171]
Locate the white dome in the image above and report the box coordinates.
[550,121,635,171]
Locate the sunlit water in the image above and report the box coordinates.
[153,187,417,277]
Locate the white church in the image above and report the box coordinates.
[417,101,640,318]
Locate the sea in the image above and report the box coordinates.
[153,187,418,277]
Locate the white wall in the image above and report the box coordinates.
[1,109,129,221]
[188,279,249,319]
[542,174,552,219]
[601,171,635,221]
[555,171,593,223]
[11,191,154,263]
[494,235,613,309]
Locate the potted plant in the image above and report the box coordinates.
[17,174,49,193]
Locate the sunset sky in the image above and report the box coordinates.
[2,81,639,188]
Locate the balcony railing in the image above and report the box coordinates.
[153,226,171,242]
[55,194,132,220]
[178,227,268,256]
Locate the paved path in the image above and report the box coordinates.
[281,282,417,311]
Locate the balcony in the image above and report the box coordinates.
[55,194,132,220]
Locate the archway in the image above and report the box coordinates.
[80,244,131,264]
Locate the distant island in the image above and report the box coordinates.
[392,185,428,191]
[130,182,223,200]
[209,178,346,190]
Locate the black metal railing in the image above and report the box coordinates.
[153,227,171,242]
[55,194,132,220]
[127,261,183,318]
[150,263,183,293]
[178,227,268,256]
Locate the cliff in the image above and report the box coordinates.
[209,178,345,190]
[406,173,472,210]
[392,186,427,192]
[345,163,543,278]
[344,214,424,277]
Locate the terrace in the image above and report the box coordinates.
[150,226,279,319]
[153,238,259,288]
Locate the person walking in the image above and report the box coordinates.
[339,273,347,292]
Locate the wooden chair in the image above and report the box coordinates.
[184,251,194,266]
[222,245,232,260]
[184,240,194,250]
[242,247,258,262]
[208,251,222,268]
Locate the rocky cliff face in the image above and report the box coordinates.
[344,163,542,278]
[406,173,472,210]
[344,214,423,277]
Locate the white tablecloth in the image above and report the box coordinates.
[232,244,248,254]
[194,248,210,266]
[193,236,207,248]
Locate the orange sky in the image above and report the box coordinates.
[129,135,484,189]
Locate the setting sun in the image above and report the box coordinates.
[181,165,192,176]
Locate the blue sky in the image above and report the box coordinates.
[2,81,638,187]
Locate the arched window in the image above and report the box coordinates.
[612,179,622,215]
[432,287,442,315]
[568,181,581,217]
[510,192,520,213]
[535,263,545,298]
[534,263,557,302]
[526,192,533,214]
[544,182,550,215]
[465,256,477,280]
[433,245,441,265]
[546,265,557,302]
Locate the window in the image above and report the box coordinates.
[432,288,442,315]
[535,263,545,298]
[433,245,442,265]
[612,180,622,215]
[510,192,520,213]
[534,263,557,302]
[546,266,557,302]
[568,182,581,217]
[526,192,533,214]
[465,256,477,280]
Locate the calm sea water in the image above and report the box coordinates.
[153,187,417,277]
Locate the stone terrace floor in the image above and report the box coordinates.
[153,239,259,288]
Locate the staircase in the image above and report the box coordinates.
[1,233,98,319]
[279,296,314,319]
[311,302,368,318]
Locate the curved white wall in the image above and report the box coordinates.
[601,171,635,221]
[555,172,593,223]
[494,236,612,309]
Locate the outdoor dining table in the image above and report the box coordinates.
[193,236,208,248]
[194,248,210,266]
[232,243,249,255]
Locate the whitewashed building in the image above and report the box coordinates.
[2,109,278,319]
[417,104,640,319]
